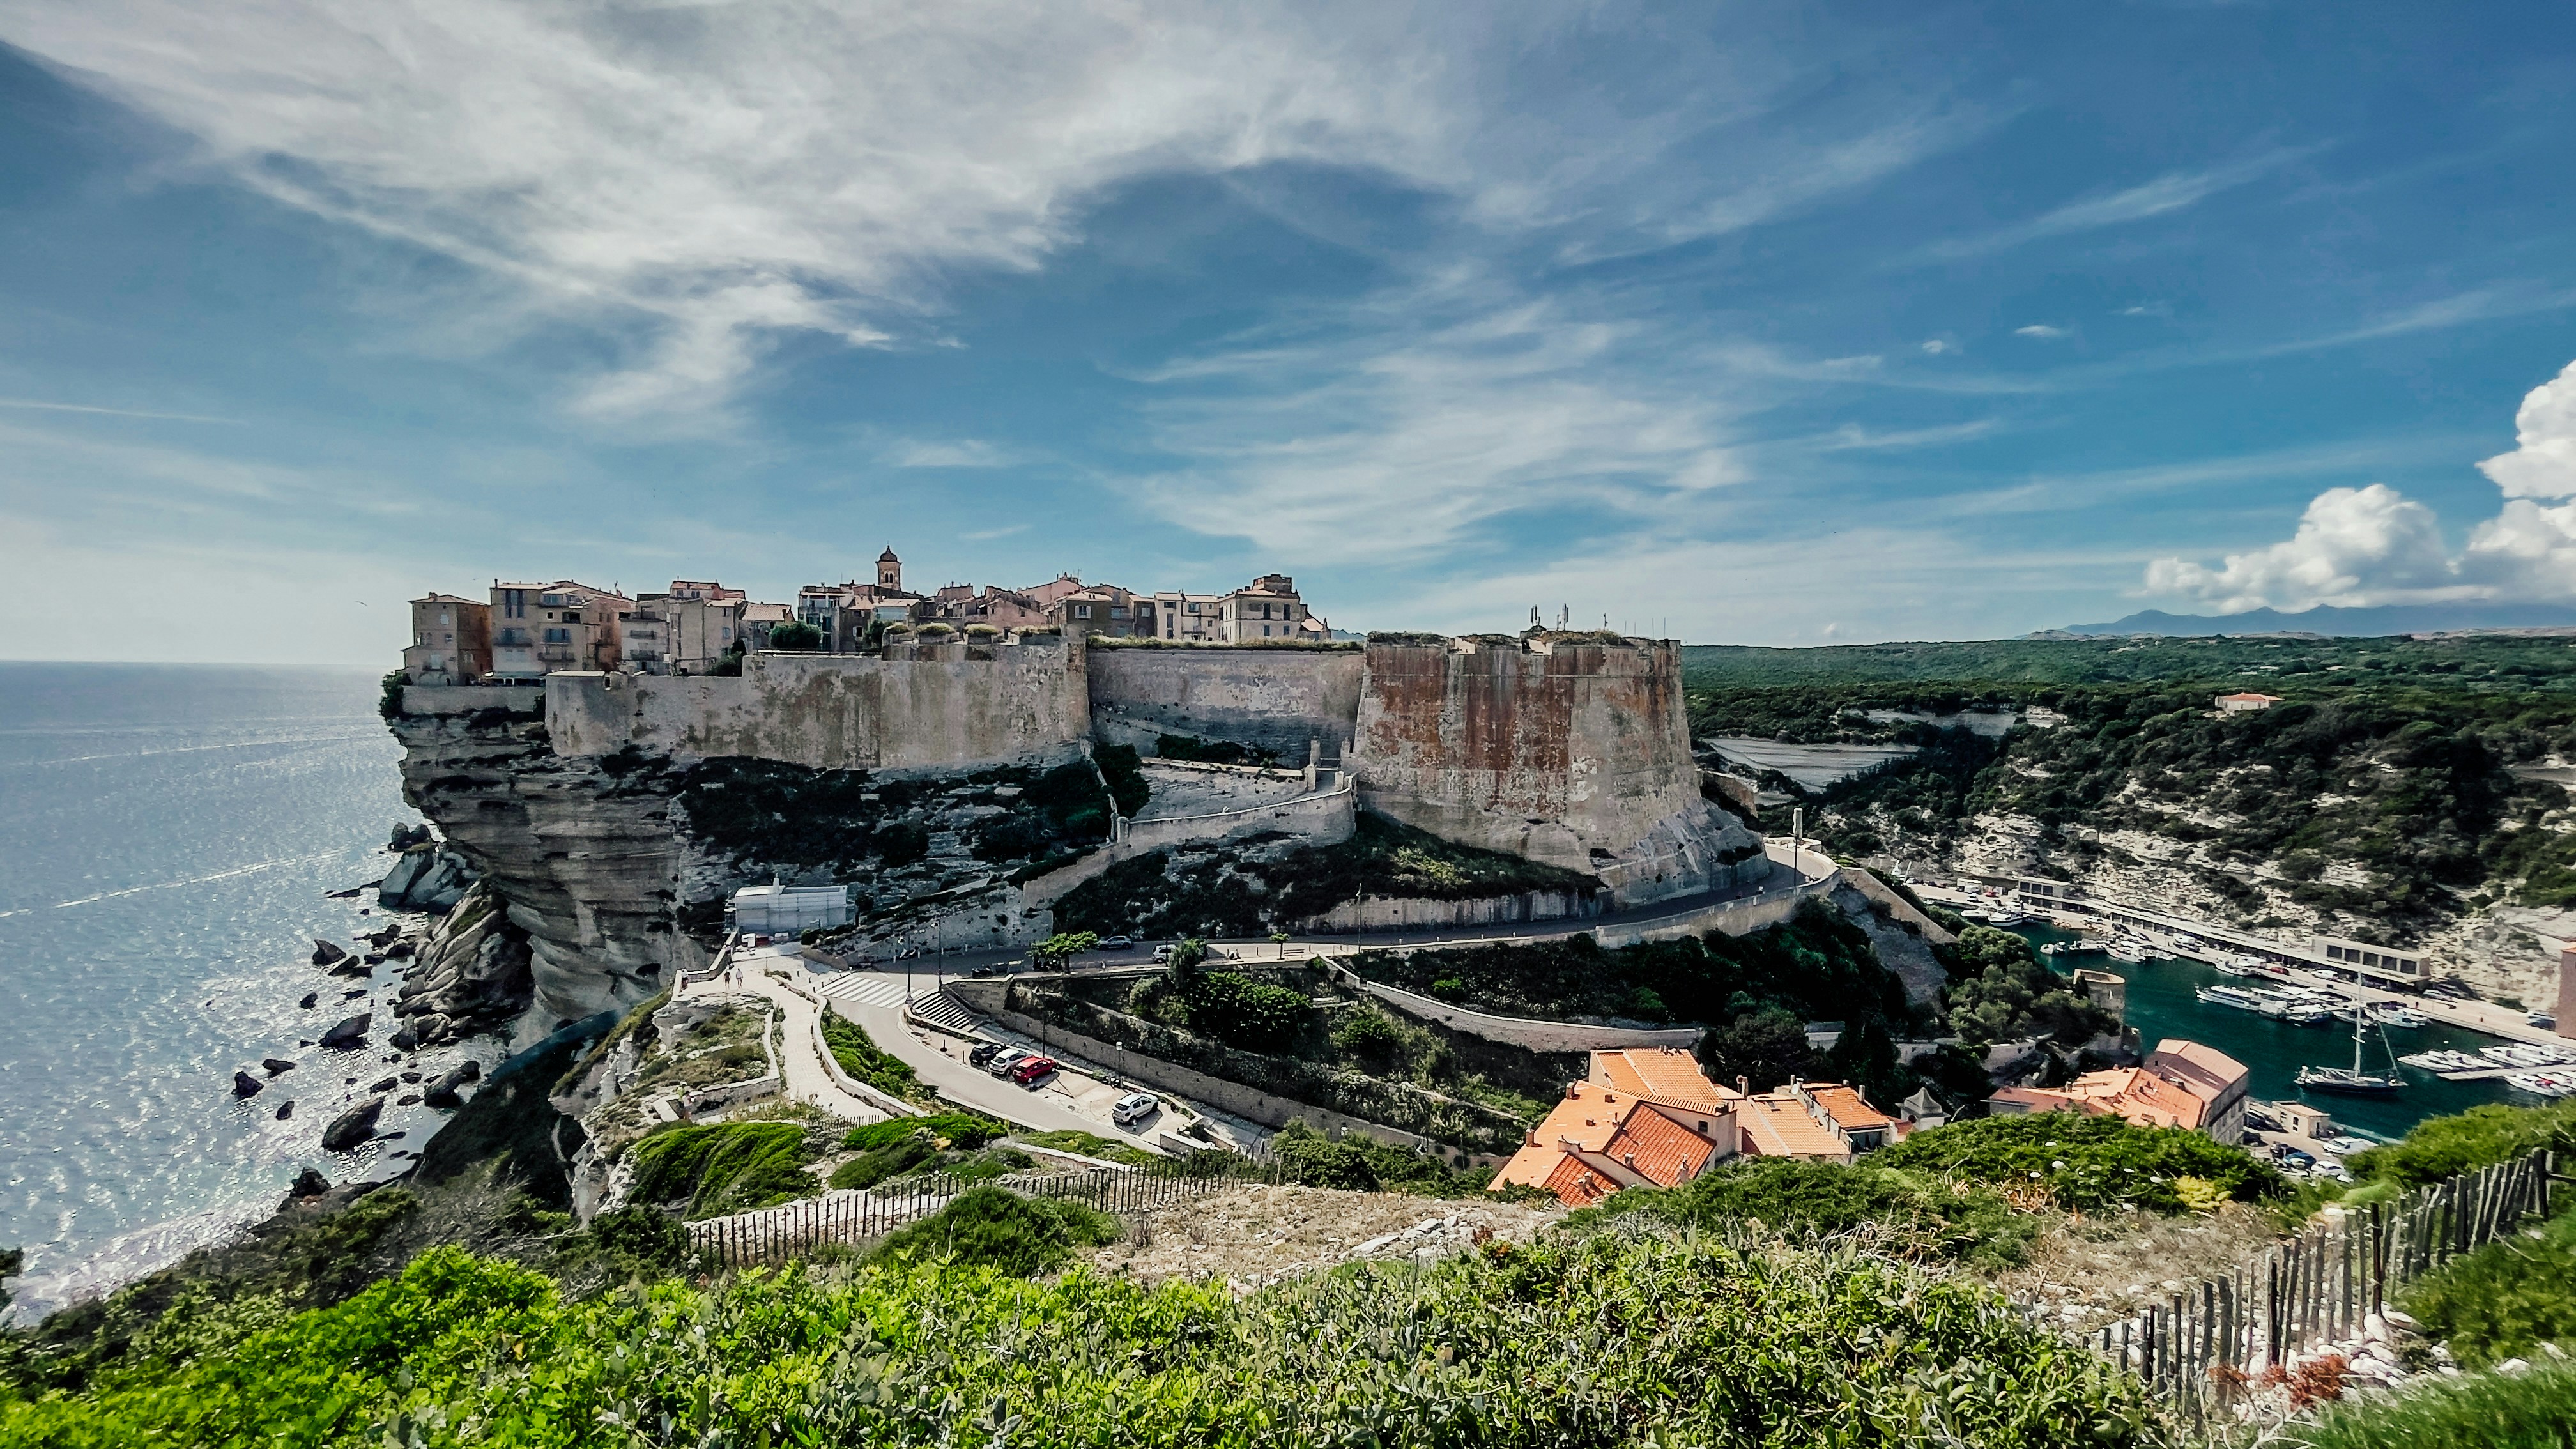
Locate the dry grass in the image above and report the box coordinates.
[1992,1202,2287,1335]
[1087,1183,1558,1287]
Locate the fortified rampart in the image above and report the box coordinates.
[546,640,1087,770]
[1349,636,1767,906]
[1084,645,1365,759]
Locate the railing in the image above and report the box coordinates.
[2106,1147,2561,1416]
[689,1151,1286,1268]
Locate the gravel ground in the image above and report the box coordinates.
[1997,1203,2288,1335]
[1088,1184,1560,1289]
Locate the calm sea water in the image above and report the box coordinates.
[0,663,429,1317]
[2018,922,2524,1142]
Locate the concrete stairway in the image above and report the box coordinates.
[907,988,983,1038]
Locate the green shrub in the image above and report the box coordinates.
[2287,1358,2576,1449]
[842,1112,1006,1153]
[1269,1121,1493,1196]
[1870,1111,2284,1214]
[581,1206,692,1275]
[2399,1203,2576,1368]
[820,1012,927,1103]
[830,1113,1012,1190]
[0,1228,2166,1448]
[767,619,824,650]
[862,1185,1119,1276]
[377,669,408,721]
[627,1122,818,1219]
[1574,1157,2041,1269]
[1013,1129,1154,1166]
[1095,743,1150,816]
[1941,926,2119,1048]
[2344,1100,2576,1190]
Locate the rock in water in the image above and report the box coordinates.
[232,1071,264,1098]
[287,1167,332,1200]
[275,1101,293,1119]
[318,1013,371,1051]
[320,1096,385,1152]
[298,992,318,1009]
[310,939,349,967]
[421,1061,482,1109]
[368,1076,397,1092]
[262,1057,296,1075]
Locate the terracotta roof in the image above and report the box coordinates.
[2147,1040,2249,1101]
[1591,1048,1734,1110]
[1601,1103,1724,1186]
[1736,1094,1851,1161]
[1491,1082,1733,1206]
[2216,692,2281,703]
[1541,1153,1617,1208]
[1803,1082,1895,1133]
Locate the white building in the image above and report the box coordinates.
[730,882,852,936]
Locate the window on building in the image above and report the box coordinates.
[541,594,565,607]
[503,590,526,618]
[1186,601,1200,613]
[1075,604,1092,619]
[1109,606,1126,618]
[543,627,572,645]
[1262,625,1273,637]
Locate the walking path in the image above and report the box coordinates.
[682,949,898,1126]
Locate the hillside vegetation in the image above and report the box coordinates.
[0,1228,2163,1449]
[1683,636,2576,985]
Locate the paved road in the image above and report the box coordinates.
[687,950,900,1126]
[828,990,1154,1142]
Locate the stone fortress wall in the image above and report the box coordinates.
[526,630,1762,905]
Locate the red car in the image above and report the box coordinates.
[1008,1055,1058,1085]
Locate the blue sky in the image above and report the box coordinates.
[2,0,2574,663]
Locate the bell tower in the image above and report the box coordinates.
[876,544,902,592]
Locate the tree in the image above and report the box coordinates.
[1942,926,2115,1048]
[1031,931,1098,971]
[768,619,825,651]
[0,1245,20,1311]
[1701,1007,1820,1092]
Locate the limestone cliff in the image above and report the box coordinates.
[1351,634,1768,905]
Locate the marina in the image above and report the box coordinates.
[1991,916,2558,1140]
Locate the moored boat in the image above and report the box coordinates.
[2295,1006,2406,1095]
[2365,1000,2429,1029]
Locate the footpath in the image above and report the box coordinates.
[680,948,898,1126]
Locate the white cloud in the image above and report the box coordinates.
[2146,357,2576,611]
[2476,360,2576,498]
[1130,288,1747,559]
[1920,339,1953,355]
[2014,324,2071,340]
[1,1,1468,420]
[1921,147,2311,261]
[886,438,1016,470]
[2142,484,2462,613]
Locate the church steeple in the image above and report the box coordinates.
[876,545,901,591]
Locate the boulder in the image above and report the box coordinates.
[326,959,373,978]
[388,1027,419,1052]
[287,1167,332,1200]
[298,992,318,1009]
[389,822,432,852]
[397,1094,422,1106]
[319,1096,385,1152]
[232,1071,264,1098]
[262,1058,296,1075]
[274,1101,293,1119]
[379,846,477,913]
[318,1013,371,1051]
[310,939,349,967]
[421,1061,482,1109]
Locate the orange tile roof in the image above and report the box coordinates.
[1492,1081,1733,1206]
[1601,1103,1723,1186]
[1802,1082,1894,1133]
[2147,1040,2249,1102]
[1591,1048,1736,1110]
[1736,1094,1851,1161]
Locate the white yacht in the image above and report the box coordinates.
[2365,1000,2429,1029]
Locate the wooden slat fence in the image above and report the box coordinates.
[2102,1147,2563,1415]
[690,1151,1288,1268]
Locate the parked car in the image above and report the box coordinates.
[2278,1149,2315,1170]
[968,1043,1004,1068]
[1151,944,1174,962]
[985,1047,1031,1077]
[2529,1011,2558,1029]
[2322,1135,2375,1156]
[1097,935,1135,951]
[1112,1091,1158,1126]
[1009,1055,1059,1085]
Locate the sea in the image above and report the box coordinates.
[0,663,430,1319]
[2016,921,2531,1142]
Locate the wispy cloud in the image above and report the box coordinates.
[1919,146,2313,261]
[0,397,237,424]
[2014,324,2071,340]
[886,438,1016,470]
[2246,286,2576,358]
[2,1,1474,422]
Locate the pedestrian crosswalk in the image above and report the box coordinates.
[810,970,942,1009]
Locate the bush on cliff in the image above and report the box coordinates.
[818,1013,928,1105]
[1572,1156,2041,1269]
[2398,1195,2576,1369]
[1940,926,2119,1048]
[2342,1098,2576,1190]
[1870,1112,2285,1215]
[861,1185,1119,1276]
[625,1121,820,1219]
[0,1227,2165,1449]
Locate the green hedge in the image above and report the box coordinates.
[0,1229,2164,1448]
[1869,1111,2284,1215]
[627,1122,817,1219]
[820,1013,928,1105]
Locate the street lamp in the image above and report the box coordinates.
[1791,806,1804,879]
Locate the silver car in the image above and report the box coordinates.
[1111,1091,1158,1126]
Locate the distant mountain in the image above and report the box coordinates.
[2054,604,2576,638]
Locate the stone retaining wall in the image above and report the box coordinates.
[1324,962,1702,1053]
[401,684,546,717]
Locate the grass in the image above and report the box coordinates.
[2285,1358,2576,1449]
[1014,1129,1155,1166]
[0,1221,2166,1448]
[828,1113,1015,1190]
[625,1121,818,1219]
[819,1011,930,1104]
[2342,1100,2576,1190]
[1267,1121,1495,1197]
[861,1184,1122,1276]
[2399,1204,2576,1369]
